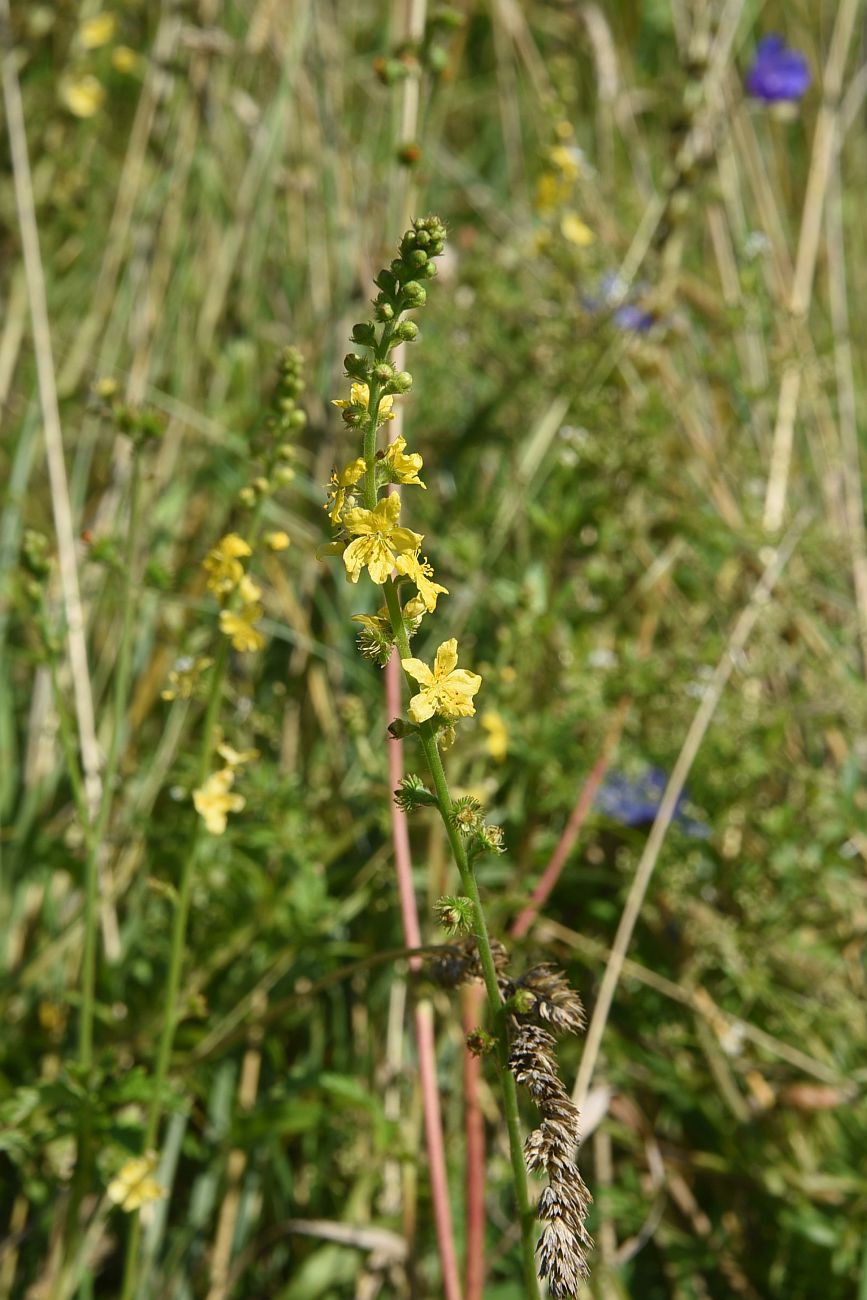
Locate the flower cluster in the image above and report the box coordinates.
[534,121,595,250]
[192,740,257,836]
[60,11,141,120]
[321,217,482,733]
[510,1025,592,1297]
[203,535,266,653]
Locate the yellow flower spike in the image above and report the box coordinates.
[193,768,245,834]
[325,456,366,523]
[342,494,423,585]
[219,609,265,653]
[264,530,290,551]
[482,710,509,762]
[332,383,395,424]
[381,435,425,488]
[203,534,251,596]
[394,549,448,613]
[61,75,106,118]
[107,1152,166,1213]
[79,12,116,48]
[401,638,482,724]
[560,213,594,247]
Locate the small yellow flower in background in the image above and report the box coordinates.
[332,383,395,424]
[560,213,594,247]
[237,573,262,605]
[381,435,425,487]
[203,534,251,596]
[342,494,422,585]
[79,11,116,48]
[61,75,106,118]
[93,375,118,399]
[161,655,213,701]
[193,768,245,834]
[535,172,562,215]
[401,638,482,724]
[112,45,140,75]
[219,608,265,653]
[217,741,259,768]
[325,457,366,524]
[107,1152,165,1212]
[549,144,582,180]
[394,549,448,613]
[482,710,509,762]
[264,530,290,551]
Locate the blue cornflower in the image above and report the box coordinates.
[595,767,709,838]
[745,35,811,104]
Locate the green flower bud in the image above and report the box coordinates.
[344,353,369,381]
[373,362,395,384]
[403,282,426,307]
[408,249,428,268]
[434,895,475,934]
[389,371,413,394]
[375,302,395,322]
[466,1028,496,1057]
[395,320,419,342]
[351,321,377,347]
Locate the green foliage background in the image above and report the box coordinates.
[1,1,866,1297]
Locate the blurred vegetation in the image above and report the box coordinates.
[1,1,866,1297]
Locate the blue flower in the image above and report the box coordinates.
[745,35,810,104]
[612,303,655,334]
[595,768,709,837]
[585,274,655,334]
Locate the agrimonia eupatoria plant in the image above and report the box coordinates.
[321,217,592,1297]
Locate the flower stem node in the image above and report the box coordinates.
[434,895,475,933]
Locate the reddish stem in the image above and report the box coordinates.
[386,649,463,1300]
[462,983,486,1300]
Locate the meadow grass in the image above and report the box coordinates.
[1,2,866,1297]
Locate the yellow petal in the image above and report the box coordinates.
[433,639,459,679]
[61,75,106,118]
[401,657,435,688]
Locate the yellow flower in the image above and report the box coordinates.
[93,376,118,399]
[549,144,582,180]
[264,530,290,551]
[80,12,116,48]
[61,75,106,118]
[394,549,448,613]
[217,741,259,768]
[401,639,482,724]
[203,534,251,596]
[482,710,509,762]
[219,608,265,653]
[107,1152,165,1213]
[237,573,262,605]
[112,45,141,74]
[193,768,245,834]
[342,494,422,585]
[325,457,366,524]
[560,213,594,247]
[332,383,395,424]
[381,435,425,488]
